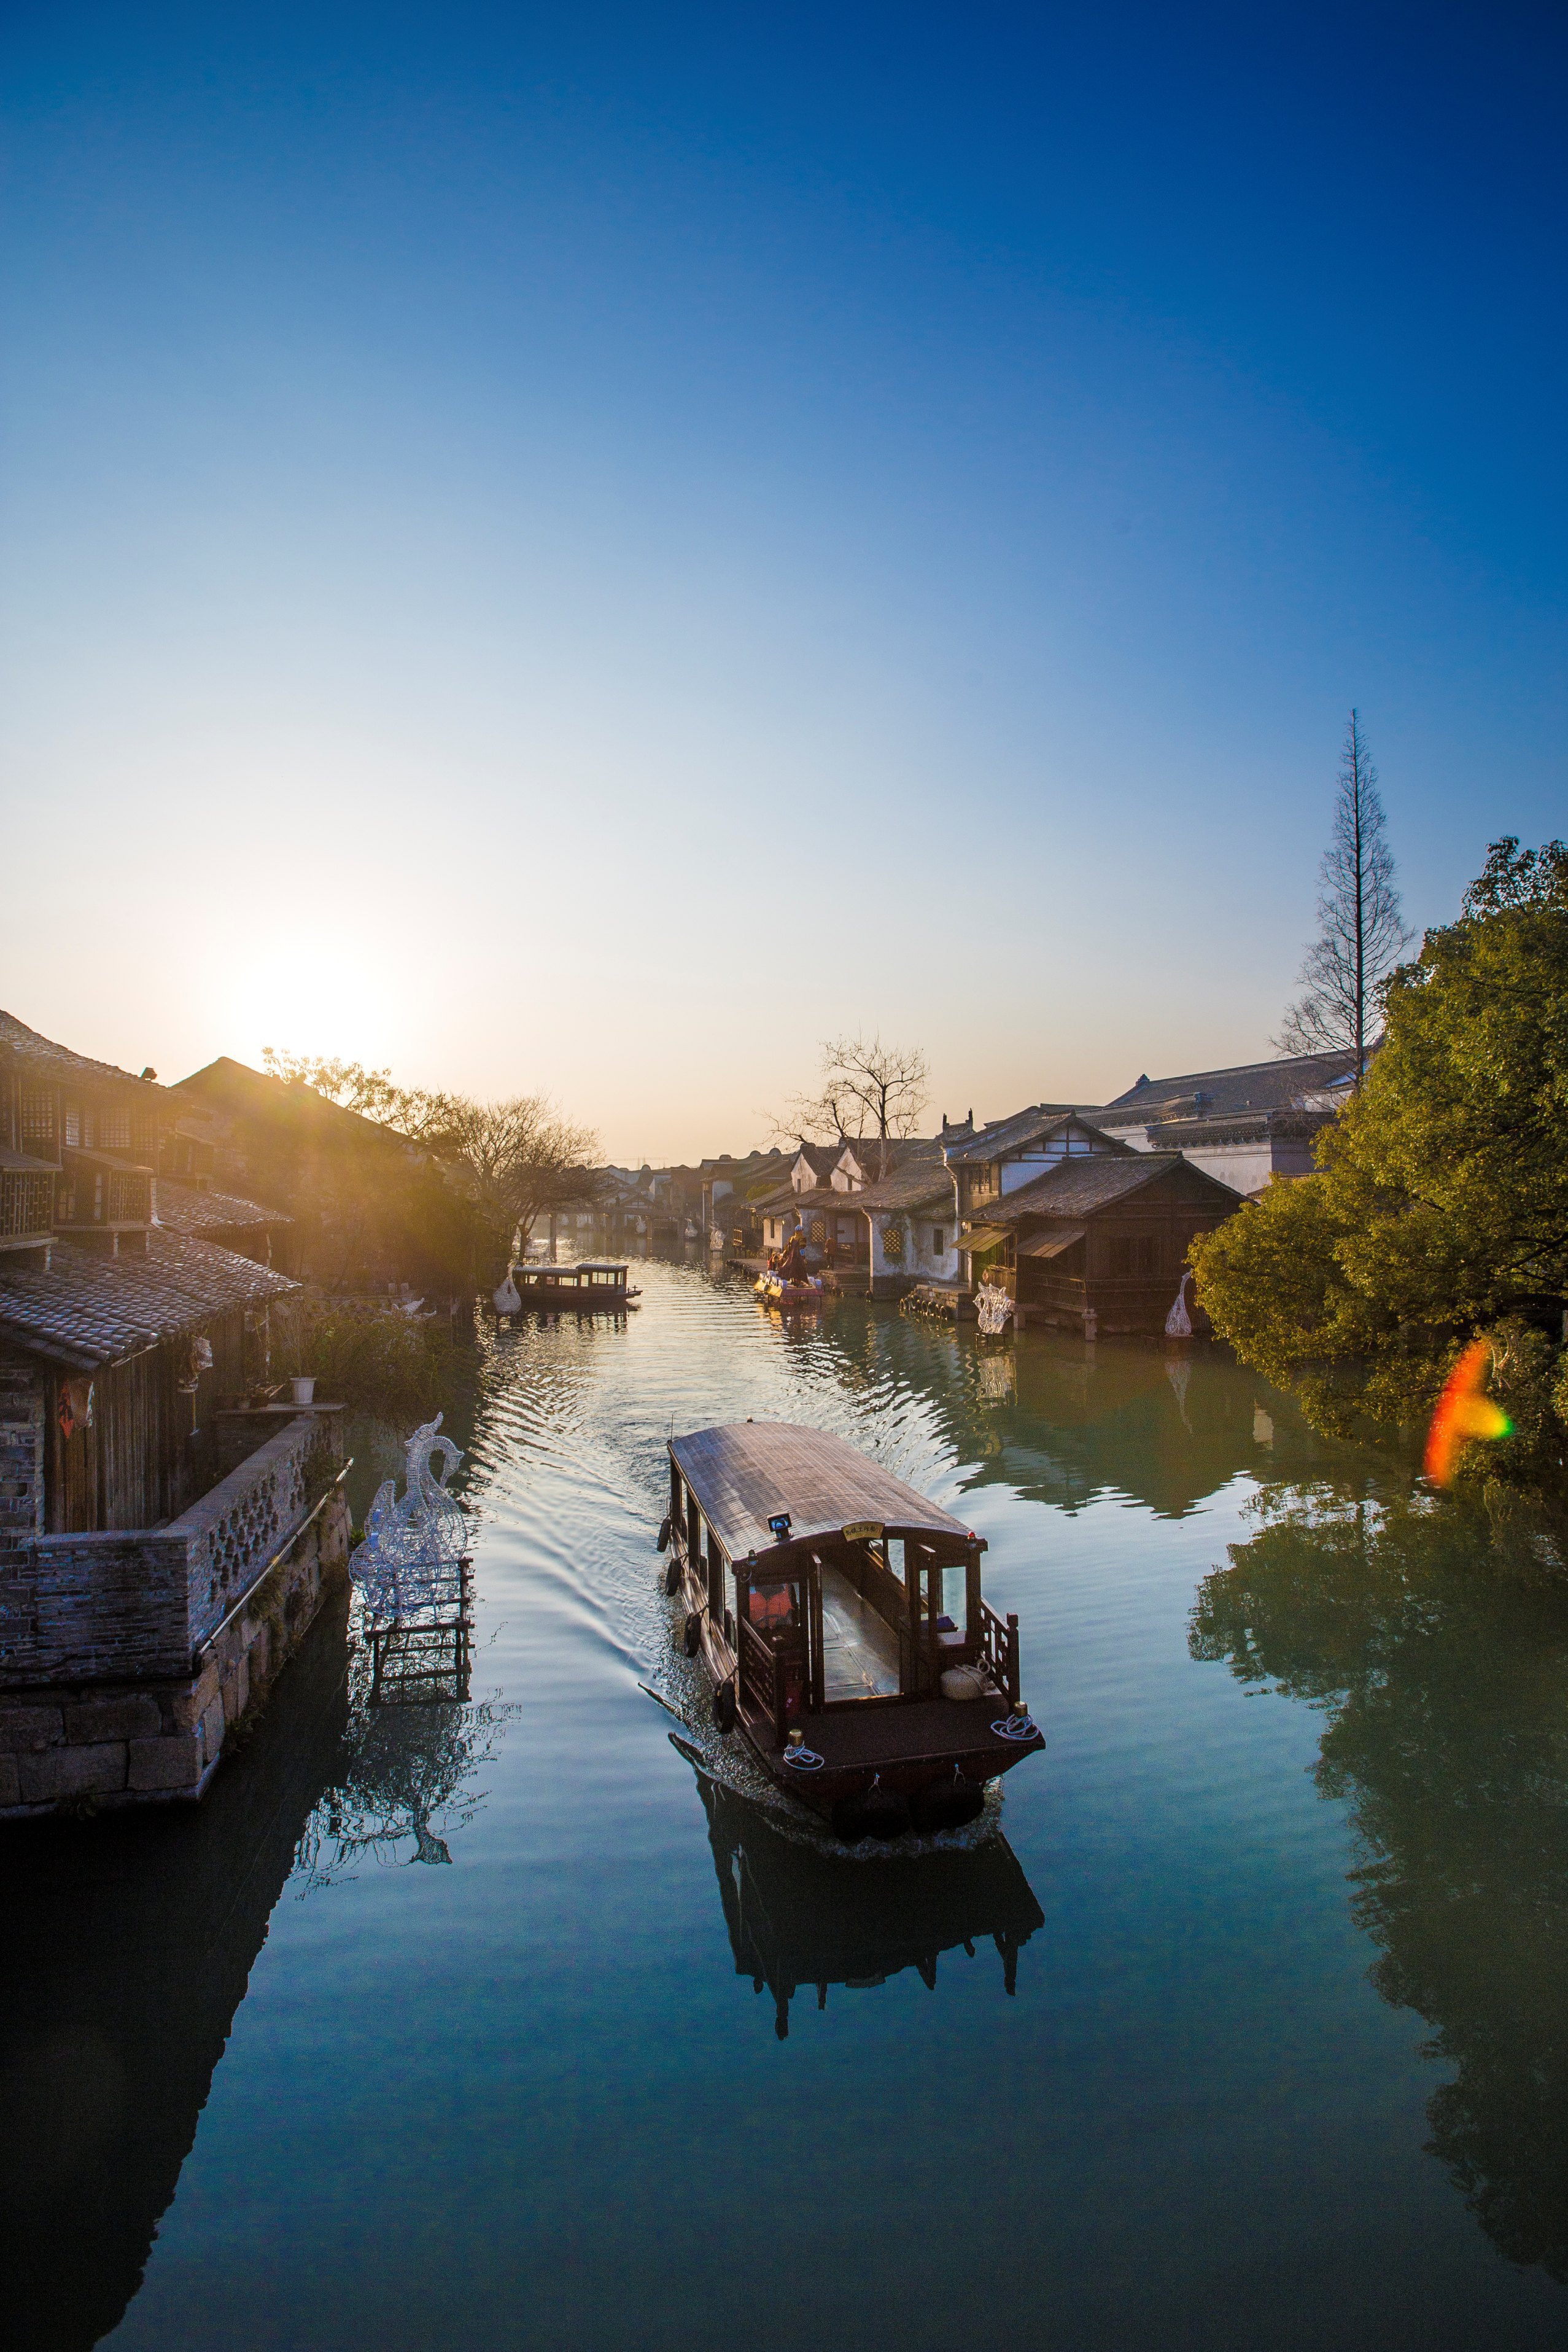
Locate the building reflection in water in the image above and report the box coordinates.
[834,1309,1374,1521]
[1190,1490,1568,2283]
[680,1738,1045,2040]
[0,1594,352,2352]
[0,1594,506,2350]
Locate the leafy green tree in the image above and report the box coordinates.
[1192,838,1568,1487]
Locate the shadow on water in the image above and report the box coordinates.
[1190,1490,1568,2283]
[0,1593,353,2352]
[681,1740,1046,2041]
[0,1585,504,2351]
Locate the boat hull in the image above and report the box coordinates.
[669,1545,1041,1834]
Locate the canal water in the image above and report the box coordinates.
[4,1257,1566,2351]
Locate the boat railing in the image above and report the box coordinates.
[975,1597,1021,1707]
[736,1616,805,1748]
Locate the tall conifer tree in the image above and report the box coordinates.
[1277,712,1411,1079]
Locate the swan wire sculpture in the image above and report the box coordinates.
[350,1413,468,1624]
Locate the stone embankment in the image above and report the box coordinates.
[1,1410,350,1817]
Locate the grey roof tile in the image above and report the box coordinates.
[155,1178,292,1235]
[0,1231,297,1369]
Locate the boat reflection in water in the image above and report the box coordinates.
[678,1736,1045,2039]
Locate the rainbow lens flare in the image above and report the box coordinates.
[1423,1339,1512,1486]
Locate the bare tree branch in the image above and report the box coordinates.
[767,1034,929,1178]
[434,1095,599,1255]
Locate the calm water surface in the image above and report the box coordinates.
[5,1258,1566,2350]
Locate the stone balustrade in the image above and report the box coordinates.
[5,1412,338,1687]
[1,1409,350,1815]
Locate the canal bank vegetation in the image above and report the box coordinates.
[1191,838,1568,1502]
[279,1291,462,1423]
[260,1049,599,1286]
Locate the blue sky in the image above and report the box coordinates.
[2,3,1562,1160]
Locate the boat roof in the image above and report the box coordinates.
[518,1259,628,1273]
[668,1420,973,1559]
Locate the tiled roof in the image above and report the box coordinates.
[1,1010,163,1095]
[976,1153,1213,1223]
[847,1147,956,1213]
[0,1231,297,1370]
[1098,1049,1364,1125]
[155,1178,293,1236]
[942,1105,1108,1164]
[754,1142,953,1218]
[1148,1107,1333,1148]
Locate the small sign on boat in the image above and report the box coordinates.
[841,1519,885,1543]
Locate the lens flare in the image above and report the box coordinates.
[1423,1340,1512,1486]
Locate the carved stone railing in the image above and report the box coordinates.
[6,1414,340,1689]
[178,1414,335,1648]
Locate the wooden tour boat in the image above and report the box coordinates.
[661,1420,1043,1841]
[504,1260,640,1310]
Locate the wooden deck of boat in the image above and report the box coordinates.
[670,1420,972,1560]
[748,1695,1028,1771]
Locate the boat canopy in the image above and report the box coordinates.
[669,1421,974,1562]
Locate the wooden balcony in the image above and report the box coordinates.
[0,1154,58,1252]
[53,1147,155,1246]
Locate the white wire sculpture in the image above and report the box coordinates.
[974,1281,1013,1336]
[1164,1274,1194,1338]
[350,1413,468,1624]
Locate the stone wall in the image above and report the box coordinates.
[0,1482,350,1817]
[0,1348,44,1576]
[3,1409,335,1686]
[1,1400,351,1818]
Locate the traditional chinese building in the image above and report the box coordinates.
[1,1013,349,1818]
[1091,1049,1364,1194]
[969,1150,1243,1334]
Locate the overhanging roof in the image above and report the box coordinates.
[0,1232,297,1371]
[1018,1224,1087,1260]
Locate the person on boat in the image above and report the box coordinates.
[775,1230,809,1282]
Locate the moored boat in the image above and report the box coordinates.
[661,1420,1042,1840]
[503,1260,640,1310]
[753,1272,825,1309]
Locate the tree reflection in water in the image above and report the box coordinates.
[292,1632,513,1889]
[1190,1490,1568,2280]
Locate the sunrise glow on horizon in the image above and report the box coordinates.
[3,7,1563,1162]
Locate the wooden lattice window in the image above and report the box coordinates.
[882,1220,905,1260]
[20,1088,56,1155]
